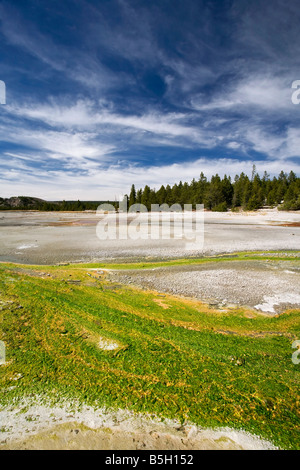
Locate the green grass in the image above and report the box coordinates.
[60,249,300,270]
[0,252,299,449]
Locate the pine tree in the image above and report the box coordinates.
[204,174,224,210]
[165,184,172,206]
[156,185,166,205]
[221,175,233,207]
[246,173,263,210]
[181,182,191,206]
[141,185,151,210]
[195,172,208,205]
[129,184,136,208]
[136,188,142,204]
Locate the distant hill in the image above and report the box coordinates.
[0,196,115,211]
[0,196,47,210]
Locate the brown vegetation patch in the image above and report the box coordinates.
[276,222,300,227]
[153,298,171,309]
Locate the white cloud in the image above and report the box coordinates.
[0,3,118,91]
[5,99,215,148]
[0,156,298,201]
[2,92,300,184]
[0,109,116,166]
[191,74,294,112]
[226,141,241,150]
[283,127,300,158]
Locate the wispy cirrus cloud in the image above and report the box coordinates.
[4,98,216,148]
[2,91,299,180]
[190,75,295,113]
[0,1,120,92]
[0,0,299,200]
[1,154,299,201]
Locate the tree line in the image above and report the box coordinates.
[126,168,300,212]
[35,200,107,211]
[0,197,112,211]
[1,168,299,212]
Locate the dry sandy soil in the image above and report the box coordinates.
[0,400,277,450]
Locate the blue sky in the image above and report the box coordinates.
[0,0,299,200]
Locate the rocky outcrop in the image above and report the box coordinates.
[0,196,46,210]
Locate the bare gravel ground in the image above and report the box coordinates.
[108,258,300,315]
[0,208,299,264]
[1,208,299,314]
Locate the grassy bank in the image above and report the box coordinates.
[63,249,300,270]
[0,254,299,449]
